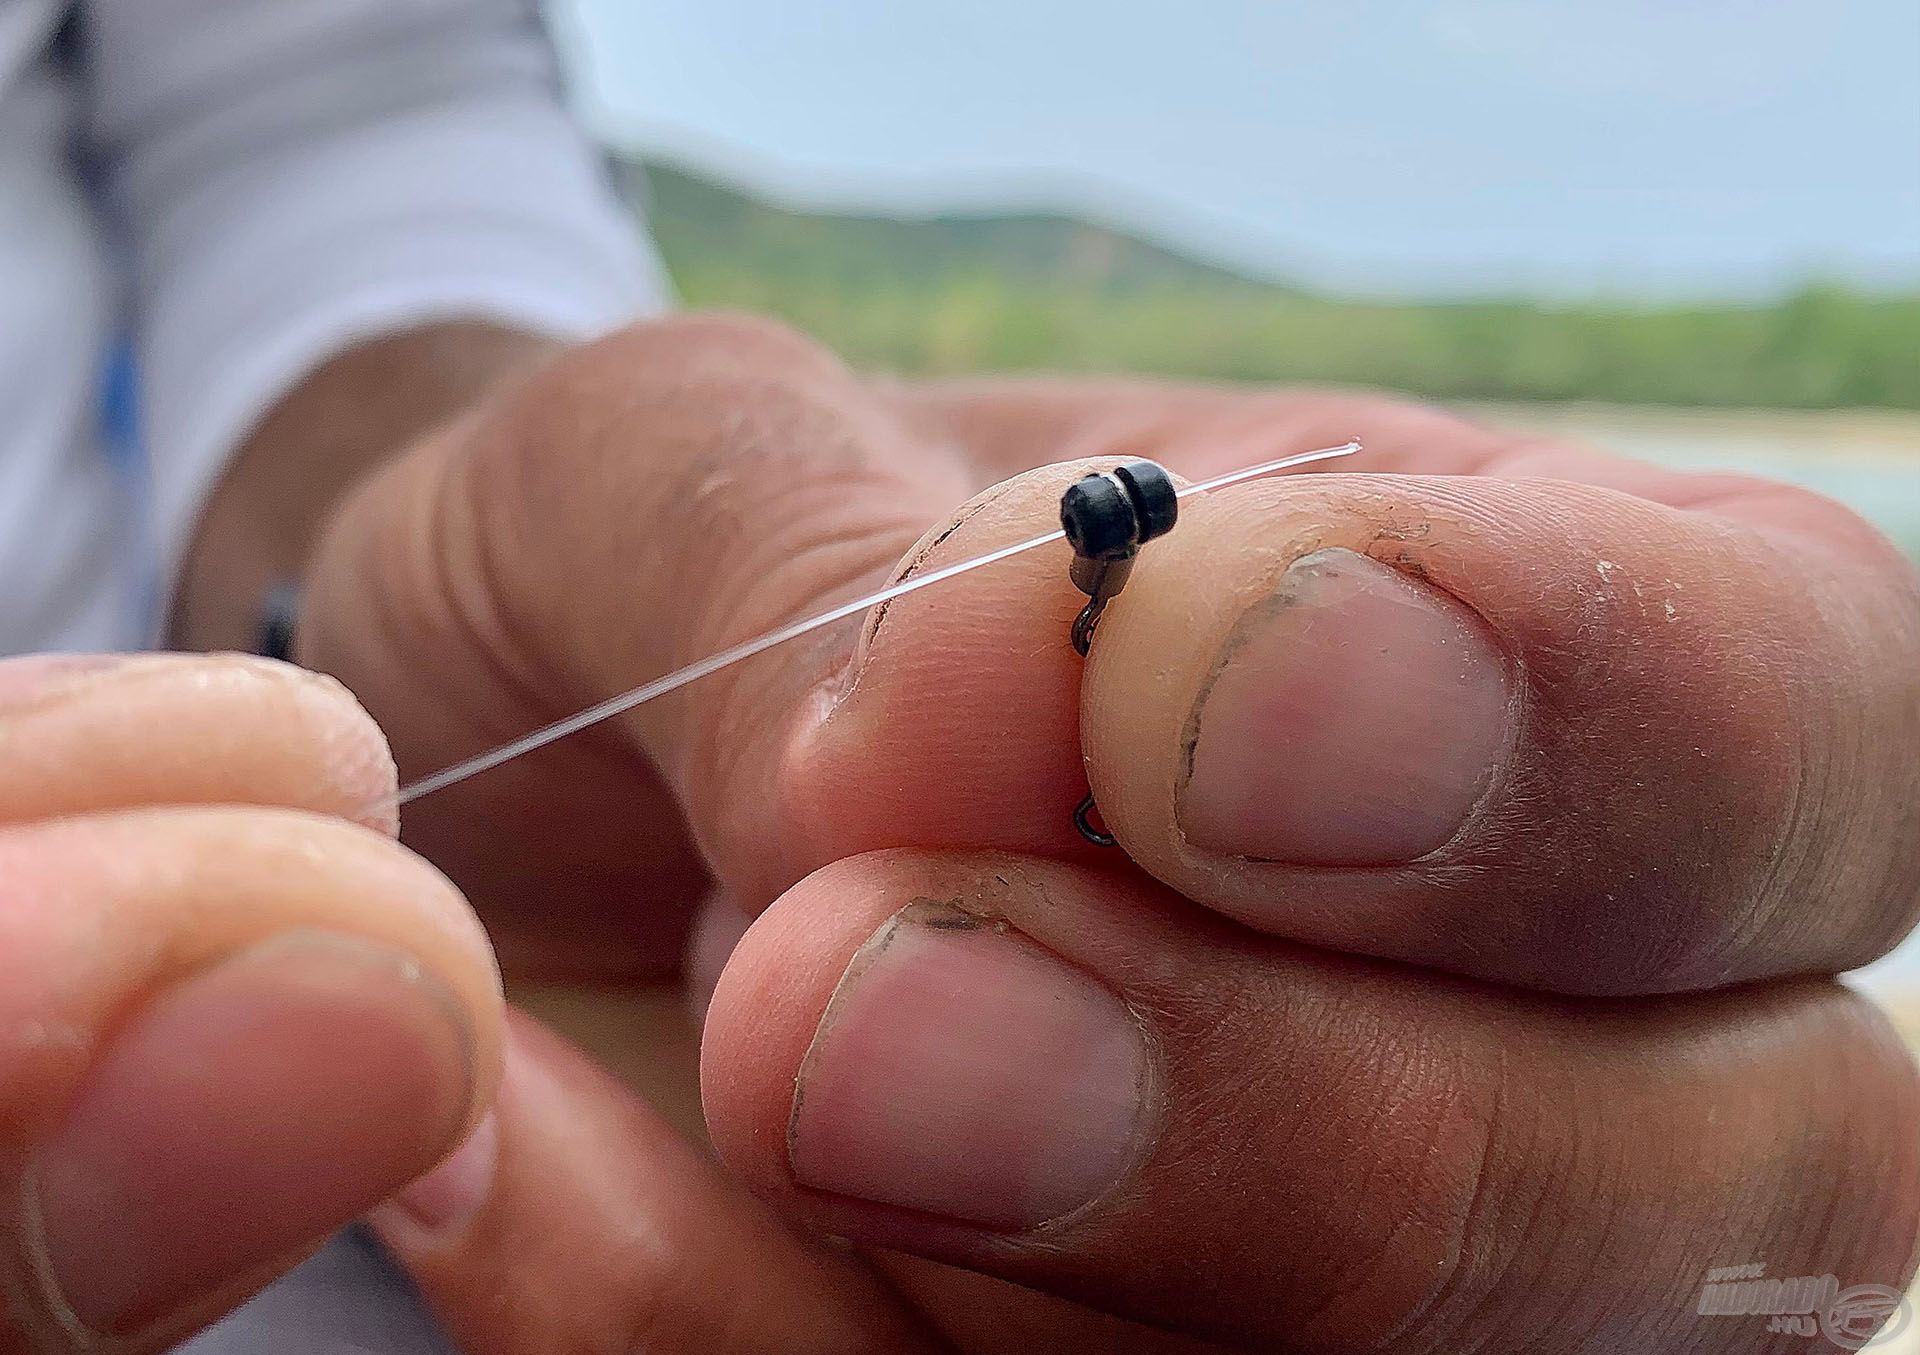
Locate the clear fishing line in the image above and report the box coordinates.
[382,440,1361,810]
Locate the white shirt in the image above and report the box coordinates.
[0,0,662,654]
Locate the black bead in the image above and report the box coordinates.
[1060,471,1137,560]
[1059,459,1178,562]
[1113,460,1178,545]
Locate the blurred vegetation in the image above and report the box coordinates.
[623,158,1920,409]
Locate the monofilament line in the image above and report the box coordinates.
[389,440,1360,808]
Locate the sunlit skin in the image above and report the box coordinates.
[0,313,1914,1352]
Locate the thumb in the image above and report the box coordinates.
[368,1010,939,1355]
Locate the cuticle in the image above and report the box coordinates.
[1172,558,1317,826]
[787,897,985,1154]
[787,906,910,1162]
[822,478,1026,724]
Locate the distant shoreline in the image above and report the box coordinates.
[1458,402,1920,564]
[1463,403,1920,468]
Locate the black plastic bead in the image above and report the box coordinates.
[1059,459,1178,561]
[1060,471,1138,560]
[1113,460,1178,545]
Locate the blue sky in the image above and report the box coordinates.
[558,0,1920,299]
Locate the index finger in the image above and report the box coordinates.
[302,314,982,930]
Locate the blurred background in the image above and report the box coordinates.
[537,0,1920,1055]
[548,0,1918,567]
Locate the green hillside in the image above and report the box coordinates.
[620,156,1920,410]
[625,159,1272,297]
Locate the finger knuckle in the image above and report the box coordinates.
[584,310,848,390]
[498,312,866,514]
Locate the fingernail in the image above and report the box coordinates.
[372,1111,498,1244]
[1181,548,1510,865]
[22,932,475,1341]
[788,902,1151,1230]
[0,654,129,706]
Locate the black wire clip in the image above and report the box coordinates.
[1059,460,1179,845]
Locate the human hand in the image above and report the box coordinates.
[304,314,1920,1352]
[0,653,502,1354]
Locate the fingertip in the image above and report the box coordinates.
[0,652,400,833]
[263,661,400,833]
[222,657,400,834]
